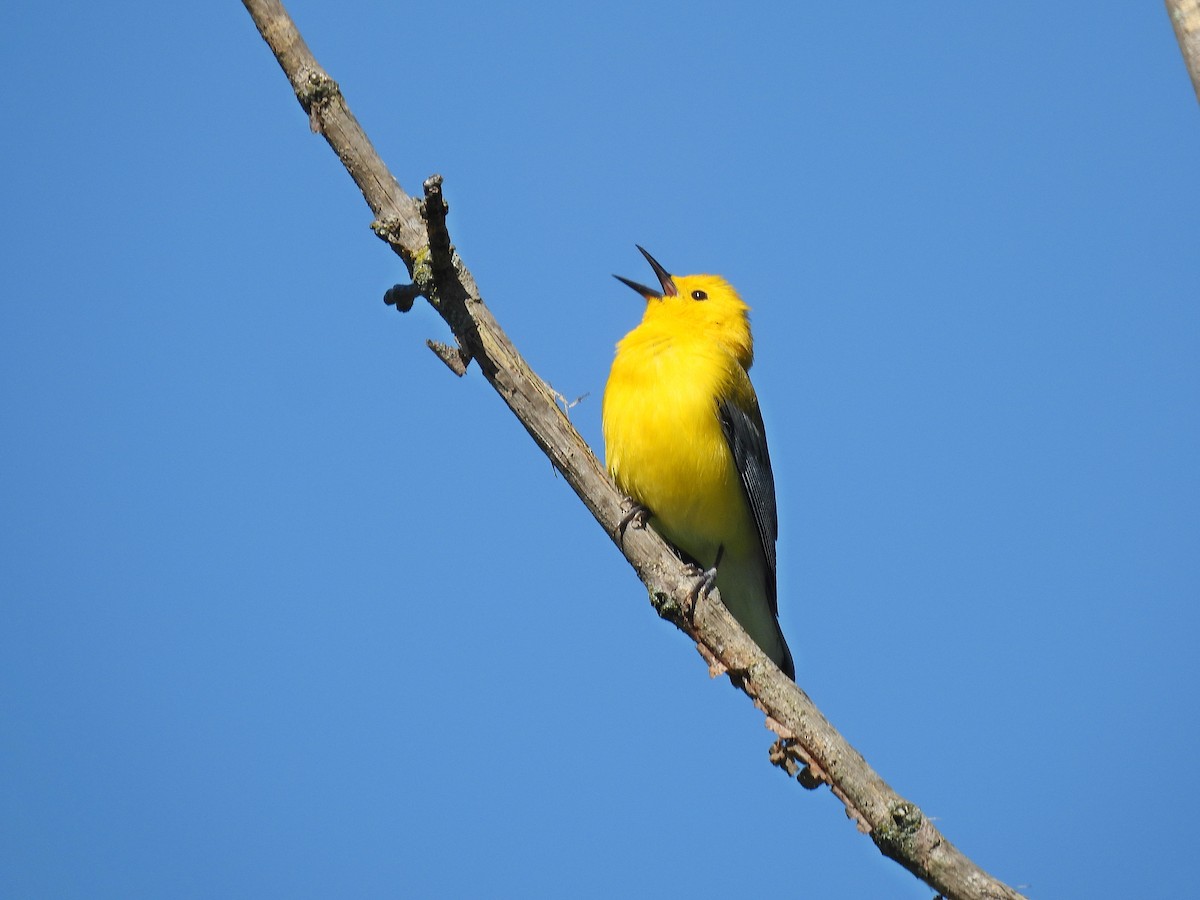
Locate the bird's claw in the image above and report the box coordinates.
[616,501,651,547]
[686,563,720,611]
[685,544,724,614]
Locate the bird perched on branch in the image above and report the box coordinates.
[602,247,794,679]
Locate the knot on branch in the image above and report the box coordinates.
[875,802,926,858]
[649,587,685,625]
[371,216,416,261]
[648,563,712,634]
[296,69,340,133]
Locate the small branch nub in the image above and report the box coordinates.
[384,283,421,312]
[421,175,454,276]
[427,339,470,376]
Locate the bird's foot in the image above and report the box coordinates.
[686,561,720,613]
[615,501,651,547]
[685,544,724,617]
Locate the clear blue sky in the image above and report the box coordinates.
[3,2,1197,897]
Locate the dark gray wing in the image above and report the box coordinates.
[716,395,779,615]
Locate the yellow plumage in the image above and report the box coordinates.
[602,247,794,678]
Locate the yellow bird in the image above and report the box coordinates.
[603,247,794,679]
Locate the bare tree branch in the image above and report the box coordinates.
[241,2,1027,897]
[1167,0,1200,103]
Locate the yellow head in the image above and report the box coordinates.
[614,246,754,369]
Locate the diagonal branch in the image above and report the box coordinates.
[241,2,1026,898]
[1167,0,1200,104]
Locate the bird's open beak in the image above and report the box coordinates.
[613,245,678,299]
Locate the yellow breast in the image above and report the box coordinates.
[602,322,757,569]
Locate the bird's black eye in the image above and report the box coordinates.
[691,290,707,301]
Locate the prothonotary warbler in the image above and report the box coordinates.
[603,246,794,679]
